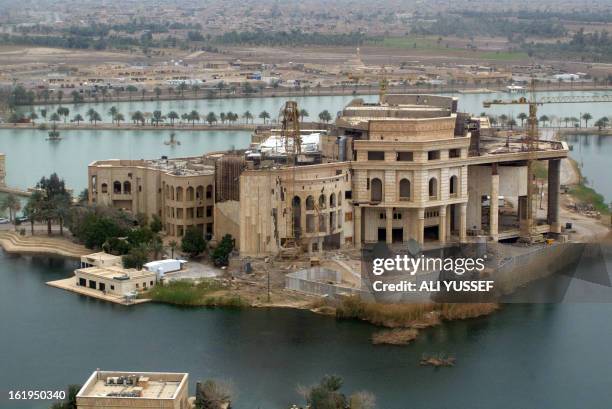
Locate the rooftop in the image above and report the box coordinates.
[78,371,188,400]
[76,265,156,280]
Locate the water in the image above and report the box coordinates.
[563,133,612,202]
[3,90,612,194]
[18,89,612,124]
[2,250,612,409]
[0,128,250,191]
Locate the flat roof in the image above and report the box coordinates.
[76,265,155,280]
[78,371,187,400]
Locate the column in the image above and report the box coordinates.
[354,206,362,249]
[547,159,561,233]
[439,205,447,244]
[417,208,425,245]
[386,207,393,244]
[459,203,467,242]
[490,164,499,241]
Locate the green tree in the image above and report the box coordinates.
[153,110,164,126]
[72,113,84,125]
[108,106,118,124]
[70,90,82,103]
[167,111,179,125]
[595,116,609,130]
[305,375,346,409]
[126,85,138,101]
[40,108,47,121]
[28,111,38,126]
[259,110,270,123]
[115,113,125,126]
[154,87,162,99]
[318,110,332,123]
[50,384,80,409]
[1,193,21,230]
[23,190,43,234]
[150,214,163,233]
[582,112,593,127]
[219,112,226,124]
[539,115,550,127]
[131,111,145,125]
[242,110,253,124]
[517,112,527,127]
[206,112,217,125]
[211,234,234,267]
[49,112,60,124]
[35,173,69,235]
[57,106,70,123]
[299,108,309,122]
[188,110,200,126]
[181,226,206,257]
[169,239,178,258]
[195,380,233,409]
[122,243,150,269]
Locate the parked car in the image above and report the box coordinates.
[0,218,10,224]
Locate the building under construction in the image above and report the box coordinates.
[87,94,568,257]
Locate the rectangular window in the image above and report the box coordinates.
[367,151,385,161]
[344,190,352,199]
[428,151,440,160]
[449,148,461,158]
[396,151,413,161]
[206,206,213,217]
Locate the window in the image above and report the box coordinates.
[186,186,195,201]
[428,178,438,199]
[330,193,336,207]
[206,185,213,199]
[306,195,315,210]
[344,190,352,200]
[337,192,342,206]
[101,183,108,193]
[176,186,183,201]
[399,179,411,200]
[196,185,204,199]
[206,206,213,217]
[397,151,413,161]
[450,175,458,196]
[370,178,382,202]
[110,285,115,290]
[197,207,204,218]
[150,281,154,286]
[367,151,385,161]
[449,148,461,158]
[113,181,121,194]
[318,194,327,209]
[428,151,440,160]
[123,181,131,194]
[393,212,402,220]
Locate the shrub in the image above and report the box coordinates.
[181,226,206,257]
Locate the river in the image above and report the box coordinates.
[2,250,612,409]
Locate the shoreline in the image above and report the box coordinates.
[0,122,258,132]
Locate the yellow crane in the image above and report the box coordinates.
[483,81,612,241]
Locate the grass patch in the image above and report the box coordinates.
[336,296,498,328]
[144,279,248,308]
[569,184,610,214]
[372,328,419,345]
[533,161,548,180]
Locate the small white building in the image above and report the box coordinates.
[143,259,186,278]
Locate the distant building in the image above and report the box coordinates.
[77,370,190,409]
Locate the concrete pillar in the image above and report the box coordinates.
[417,208,425,245]
[490,164,499,241]
[439,205,447,244]
[386,207,393,244]
[354,206,362,249]
[547,159,561,233]
[459,203,467,242]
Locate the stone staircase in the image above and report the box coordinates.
[0,231,89,258]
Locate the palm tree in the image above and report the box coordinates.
[169,240,178,258]
[595,117,609,130]
[220,112,226,124]
[152,110,163,126]
[115,113,125,126]
[57,106,70,123]
[562,117,570,127]
[539,115,550,127]
[167,111,179,125]
[87,109,100,125]
[242,110,253,124]
[39,108,47,121]
[108,106,118,124]
[1,193,21,230]
[154,87,162,99]
[126,85,138,101]
[259,110,270,124]
[72,113,84,125]
[57,90,64,104]
[188,110,200,126]
[582,112,592,128]
[318,110,332,123]
[517,112,527,127]
[49,112,60,125]
[499,114,508,127]
[177,82,187,97]
[28,111,38,126]
[508,118,517,130]
[206,112,217,125]
[299,109,309,122]
[131,111,144,125]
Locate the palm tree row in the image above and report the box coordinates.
[487,112,599,129]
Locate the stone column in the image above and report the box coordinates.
[490,164,499,241]
[459,203,467,242]
[439,205,447,244]
[354,206,362,249]
[547,159,561,233]
[417,208,425,245]
[386,207,393,244]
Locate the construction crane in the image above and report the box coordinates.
[278,101,302,257]
[483,79,612,241]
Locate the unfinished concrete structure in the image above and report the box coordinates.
[88,94,568,256]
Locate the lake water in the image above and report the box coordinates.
[563,133,612,202]
[2,90,611,196]
[2,250,612,409]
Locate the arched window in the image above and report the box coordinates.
[292,196,301,238]
[399,179,411,200]
[306,195,315,210]
[165,185,170,199]
[330,193,336,208]
[186,186,195,201]
[337,191,342,206]
[449,175,458,196]
[196,185,204,200]
[113,181,121,194]
[101,183,108,193]
[428,177,438,199]
[319,194,326,209]
[176,186,183,201]
[123,181,131,194]
[171,186,175,200]
[371,178,382,202]
[206,185,213,199]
